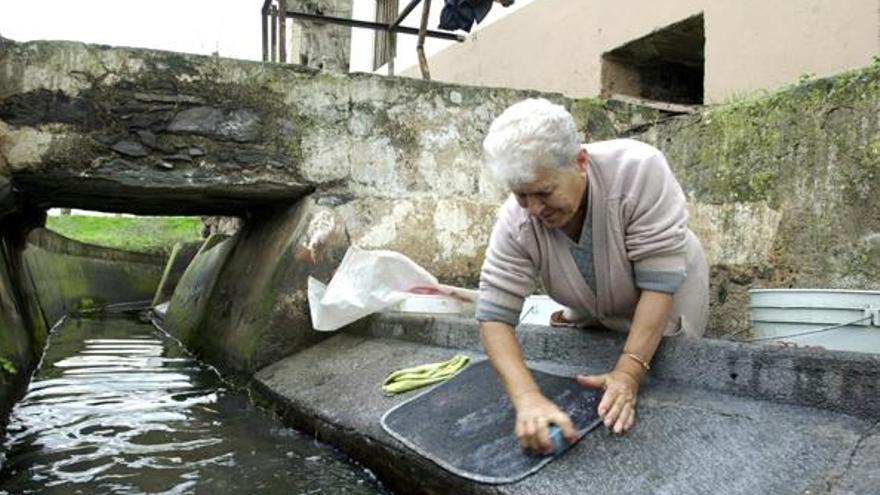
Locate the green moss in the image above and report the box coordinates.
[674,64,880,206]
[569,97,618,140]
[271,111,316,168]
[642,62,880,293]
[0,357,17,376]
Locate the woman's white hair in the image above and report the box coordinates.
[482,98,581,187]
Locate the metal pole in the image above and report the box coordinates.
[270,5,278,62]
[283,10,464,41]
[390,0,422,31]
[387,30,395,76]
[278,0,287,64]
[261,0,271,61]
[417,0,431,80]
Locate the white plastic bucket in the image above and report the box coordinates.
[749,289,880,353]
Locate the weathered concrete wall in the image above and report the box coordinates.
[162,234,236,345]
[0,236,47,431]
[228,77,655,285]
[194,197,349,374]
[394,0,879,103]
[21,228,166,325]
[6,39,878,342]
[151,240,202,306]
[635,67,880,336]
[164,197,351,376]
[0,38,661,282]
[204,96,663,283]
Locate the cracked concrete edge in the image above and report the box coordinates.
[825,419,880,494]
[355,314,880,420]
[249,375,502,495]
[245,322,877,495]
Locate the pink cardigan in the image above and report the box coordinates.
[477,139,708,337]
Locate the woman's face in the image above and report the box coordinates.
[511,149,588,230]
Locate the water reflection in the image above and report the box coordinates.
[0,318,389,495]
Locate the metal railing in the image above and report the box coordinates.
[261,0,464,79]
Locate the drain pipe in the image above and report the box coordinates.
[278,0,287,63]
[270,4,278,62]
[261,0,271,61]
[417,0,432,80]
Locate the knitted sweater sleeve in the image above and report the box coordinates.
[622,148,689,294]
[475,199,538,326]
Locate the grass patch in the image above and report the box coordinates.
[45,216,203,255]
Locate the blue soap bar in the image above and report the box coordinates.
[548,425,567,456]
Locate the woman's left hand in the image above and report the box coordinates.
[576,370,640,434]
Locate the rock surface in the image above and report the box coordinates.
[252,314,880,495]
[162,197,350,375]
[0,39,658,269]
[636,70,880,336]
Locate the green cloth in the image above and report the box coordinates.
[382,355,470,396]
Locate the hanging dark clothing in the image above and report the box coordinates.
[439,0,513,33]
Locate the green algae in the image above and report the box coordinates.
[639,63,880,292]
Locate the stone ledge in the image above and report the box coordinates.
[25,227,166,265]
[253,328,877,494]
[358,314,880,420]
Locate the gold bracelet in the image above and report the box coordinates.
[622,352,651,372]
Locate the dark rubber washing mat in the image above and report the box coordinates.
[380,359,602,484]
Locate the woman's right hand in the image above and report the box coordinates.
[513,391,578,454]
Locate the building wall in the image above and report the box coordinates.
[349,0,536,74]
[705,0,879,101]
[353,0,880,103]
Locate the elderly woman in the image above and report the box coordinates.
[477,98,708,454]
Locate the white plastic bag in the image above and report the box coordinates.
[308,247,441,331]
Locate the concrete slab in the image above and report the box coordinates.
[358,314,880,420]
[254,323,878,495]
[523,385,864,495]
[829,423,880,495]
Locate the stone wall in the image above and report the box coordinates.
[5,39,878,343]
[21,229,167,325]
[0,237,46,430]
[635,68,880,336]
[0,38,313,216]
[0,39,661,283]
[162,197,351,376]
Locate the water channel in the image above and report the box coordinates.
[0,317,391,495]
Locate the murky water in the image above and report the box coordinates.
[0,317,390,495]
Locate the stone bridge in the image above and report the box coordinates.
[0,37,662,277]
[0,37,551,217]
